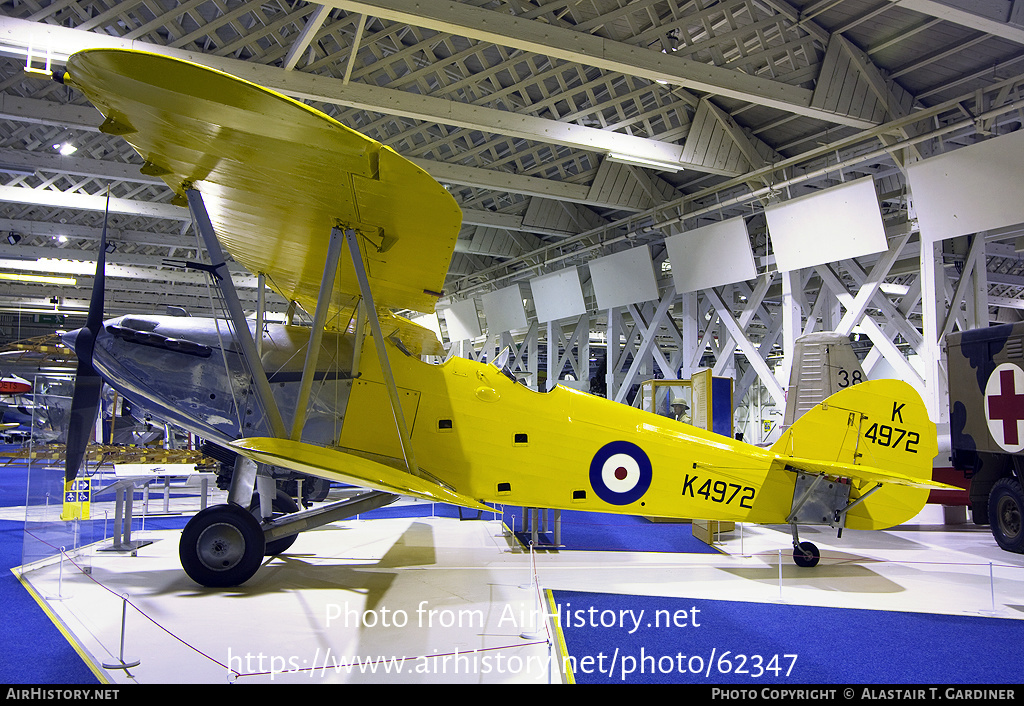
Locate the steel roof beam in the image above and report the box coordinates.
[890,0,1024,45]
[317,0,877,128]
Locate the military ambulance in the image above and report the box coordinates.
[947,323,1024,553]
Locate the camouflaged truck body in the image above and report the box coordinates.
[947,323,1024,552]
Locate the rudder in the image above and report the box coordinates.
[771,379,939,529]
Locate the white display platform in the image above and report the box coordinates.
[15,503,1024,684]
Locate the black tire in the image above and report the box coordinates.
[989,477,1024,553]
[792,541,820,568]
[305,476,331,503]
[179,504,266,587]
[250,489,300,556]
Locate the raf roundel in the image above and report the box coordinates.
[589,441,653,505]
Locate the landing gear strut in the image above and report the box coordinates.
[790,523,820,568]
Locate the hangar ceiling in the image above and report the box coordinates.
[1,0,1024,355]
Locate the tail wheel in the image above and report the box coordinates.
[250,489,300,556]
[989,478,1024,553]
[179,504,265,587]
[793,541,820,568]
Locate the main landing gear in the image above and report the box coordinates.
[179,503,266,588]
[790,523,820,568]
[785,470,864,568]
[177,490,301,587]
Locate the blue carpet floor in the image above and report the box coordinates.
[6,457,1018,685]
[502,510,720,554]
[0,520,100,685]
[343,498,721,554]
[551,589,1024,684]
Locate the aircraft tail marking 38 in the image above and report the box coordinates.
[56,48,955,587]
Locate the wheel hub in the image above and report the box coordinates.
[998,496,1022,540]
[196,522,245,571]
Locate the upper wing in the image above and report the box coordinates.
[65,49,462,316]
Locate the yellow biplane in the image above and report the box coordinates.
[57,49,955,587]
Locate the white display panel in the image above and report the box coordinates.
[441,298,481,342]
[410,312,442,340]
[665,218,756,292]
[589,245,659,309]
[907,129,1024,243]
[481,284,528,333]
[765,176,888,272]
[529,268,587,323]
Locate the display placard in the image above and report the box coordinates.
[482,284,529,333]
[665,218,756,292]
[907,130,1024,242]
[530,268,587,323]
[765,176,888,272]
[441,299,481,342]
[589,246,659,309]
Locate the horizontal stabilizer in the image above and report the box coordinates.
[231,437,492,512]
[771,456,960,491]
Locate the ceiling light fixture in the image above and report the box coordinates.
[606,152,682,173]
[0,272,77,285]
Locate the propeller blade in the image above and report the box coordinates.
[63,189,110,483]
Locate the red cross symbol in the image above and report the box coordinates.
[988,368,1024,446]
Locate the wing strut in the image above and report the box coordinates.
[343,227,421,478]
[290,227,345,440]
[185,188,287,439]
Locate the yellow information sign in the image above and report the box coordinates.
[61,477,91,521]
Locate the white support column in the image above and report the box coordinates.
[712,277,773,379]
[711,284,738,378]
[919,236,947,422]
[547,315,591,389]
[863,277,922,379]
[972,237,989,327]
[576,316,591,388]
[693,296,719,372]
[678,292,698,380]
[605,307,621,400]
[546,319,557,390]
[734,310,785,407]
[780,269,804,392]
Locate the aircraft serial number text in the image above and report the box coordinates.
[863,423,920,453]
[682,474,755,508]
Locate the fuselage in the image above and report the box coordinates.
[65,314,925,529]
[65,314,794,523]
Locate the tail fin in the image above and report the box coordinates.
[771,378,945,530]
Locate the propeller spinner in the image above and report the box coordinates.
[63,190,110,483]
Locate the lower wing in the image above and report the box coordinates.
[231,437,492,512]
